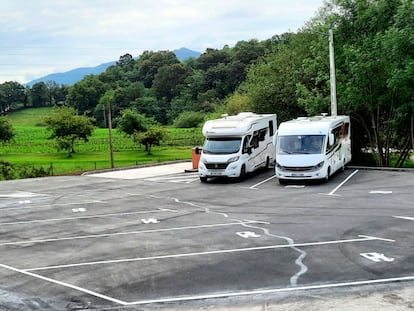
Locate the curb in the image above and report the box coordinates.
[82,159,192,176]
[347,166,413,172]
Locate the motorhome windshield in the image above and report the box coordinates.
[203,137,242,154]
[278,135,325,154]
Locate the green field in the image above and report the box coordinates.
[1,107,204,176]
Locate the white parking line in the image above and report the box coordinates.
[145,173,200,184]
[0,263,127,305]
[393,216,414,221]
[24,234,393,272]
[248,175,277,189]
[124,275,414,305]
[327,169,359,196]
[0,209,175,226]
[0,192,48,198]
[370,190,393,194]
[0,221,263,247]
[0,200,106,211]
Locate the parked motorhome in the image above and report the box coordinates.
[198,112,277,182]
[275,115,351,183]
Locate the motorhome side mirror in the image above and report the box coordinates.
[329,133,335,146]
[247,147,252,155]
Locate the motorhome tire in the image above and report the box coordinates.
[239,165,246,181]
[200,176,208,182]
[325,167,331,183]
[265,157,270,169]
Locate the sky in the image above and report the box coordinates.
[0,0,326,84]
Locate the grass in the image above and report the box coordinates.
[1,107,203,175]
[5,107,54,126]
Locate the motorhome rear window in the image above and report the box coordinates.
[203,137,242,154]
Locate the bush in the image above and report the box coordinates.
[173,111,205,128]
[0,117,15,142]
[0,160,51,180]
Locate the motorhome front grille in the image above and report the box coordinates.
[281,166,315,172]
[205,163,228,170]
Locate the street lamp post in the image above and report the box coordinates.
[329,29,338,117]
[107,100,115,168]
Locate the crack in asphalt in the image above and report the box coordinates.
[149,194,308,287]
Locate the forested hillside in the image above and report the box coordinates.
[1,0,413,167]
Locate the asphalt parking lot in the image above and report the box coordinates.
[0,163,413,310]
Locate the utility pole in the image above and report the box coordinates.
[107,100,115,168]
[329,29,338,117]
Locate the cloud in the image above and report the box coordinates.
[0,0,326,84]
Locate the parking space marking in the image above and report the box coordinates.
[326,169,359,196]
[248,175,277,189]
[0,200,106,211]
[72,207,87,212]
[360,252,395,262]
[145,173,200,184]
[124,275,414,306]
[0,192,48,198]
[0,220,263,247]
[0,209,174,226]
[358,235,395,242]
[23,234,393,272]
[0,263,127,305]
[393,216,414,221]
[369,190,393,194]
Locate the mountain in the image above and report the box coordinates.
[173,47,201,61]
[26,47,201,87]
[26,61,116,87]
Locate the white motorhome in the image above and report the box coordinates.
[198,112,277,182]
[275,115,351,183]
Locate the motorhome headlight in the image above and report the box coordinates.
[315,161,324,169]
[200,156,207,164]
[276,162,282,169]
[227,156,239,164]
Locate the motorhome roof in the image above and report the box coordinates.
[202,112,276,137]
[278,115,349,135]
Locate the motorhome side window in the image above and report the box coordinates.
[250,128,267,149]
[326,124,342,154]
[258,128,267,142]
[269,121,274,136]
[344,122,350,137]
[243,135,251,153]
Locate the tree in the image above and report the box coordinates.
[134,126,165,155]
[232,39,267,65]
[112,82,146,115]
[152,63,190,101]
[66,75,108,116]
[115,109,155,135]
[291,0,413,166]
[44,107,95,157]
[0,81,25,112]
[30,82,48,107]
[45,81,68,106]
[0,117,15,142]
[131,90,163,123]
[137,50,180,88]
[115,109,163,154]
[194,48,231,71]
[238,33,308,122]
[116,53,135,67]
